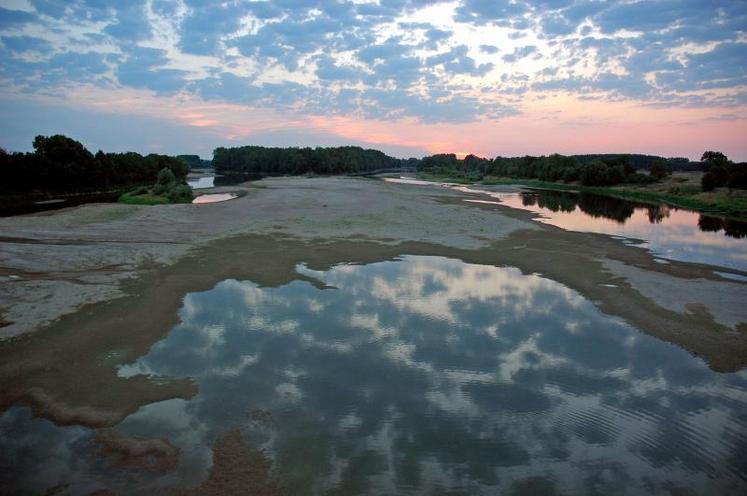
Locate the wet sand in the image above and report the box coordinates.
[0,175,746,433]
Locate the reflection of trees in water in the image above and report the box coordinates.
[577,194,636,223]
[521,191,576,213]
[521,191,746,238]
[647,205,670,224]
[698,215,747,239]
[521,191,637,223]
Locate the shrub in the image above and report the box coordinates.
[701,172,717,192]
[157,167,176,185]
[728,164,747,190]
[166,184,193,203]
[650,160,672,180]
[579,161,625,186]
[625,173,656,184]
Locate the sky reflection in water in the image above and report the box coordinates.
[186,175,215,189]
[2,256,746,494]
[496,190,747,271]
[383,178,747,272]
[117,256,747,495]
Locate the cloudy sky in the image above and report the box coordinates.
[0,0,745,159]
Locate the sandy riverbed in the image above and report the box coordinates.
[0,176,746,429]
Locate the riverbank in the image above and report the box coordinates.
[0,176,745,432]
[417,171,747,220]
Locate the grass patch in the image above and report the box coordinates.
[118,192,172,205]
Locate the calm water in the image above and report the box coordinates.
[3,256,745,494]
[189,173,256,190]
[385,178,747,272]
[192,192,238,204]
[187,175,215,189]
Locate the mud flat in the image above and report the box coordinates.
[0,175,746,429]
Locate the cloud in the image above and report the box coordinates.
[0,35,52,54]
[502,45,538,62]
[179,3,244,55]
[455,0,529,26]
[27,1,68,19]
[0,7,36,29]
[103,2,151,41]
[116,46,187,94]
[427,44,494,76]
[0,0,745,144]
[315,55,363,82]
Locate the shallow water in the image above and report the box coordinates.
[192,193,238,204]
[384,178,747,271]
[495,189,747,271]
[4,256,744,494]
[187,175,215,189]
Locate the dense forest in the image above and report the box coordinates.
[177,154,213,170]
[417,153,662,186]
[213,145,406,175]
[0,135,188,196]
[572,154,699,171]
[3,137,745,198]
[212,144,722,189]
[416,151,746,190]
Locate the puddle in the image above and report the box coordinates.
[192,193,238,204]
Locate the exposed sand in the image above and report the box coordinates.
[0,177,533,337]
[0,176,745,431]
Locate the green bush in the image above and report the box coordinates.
[157,167,176,185]
[650,160,672,180]
[166,184,193,203]
[625,173,657,184]
[701,172,717,192]
[152,182,167,195]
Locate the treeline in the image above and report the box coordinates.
[177,154,213,170]
[1,135,188,195]
[213,145,403,175]
[417,151,747,190]
[209,143,741,191]
[573,154,698,171]
[418,153,667,186]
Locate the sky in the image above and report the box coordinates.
[0,0,745,160]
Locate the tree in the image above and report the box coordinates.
[701,151,728,168]
[700,151,731,190]
[156,167,176,185]
[153,167,176,195]
[728,163,747,190]
[701,172,718,192]
[33,134,94,165]
[649,159,672,180]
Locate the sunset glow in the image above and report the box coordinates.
[0,0,745,159]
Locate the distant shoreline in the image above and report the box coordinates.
[416,172,747,221]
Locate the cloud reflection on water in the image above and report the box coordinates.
[115,256,747,495]
[3,255,745,494]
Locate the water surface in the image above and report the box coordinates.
[192,193,238,204]
[4,256,744,494]
[385,178,747,271]
[493,189,747,271]
[187,175,215,189]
